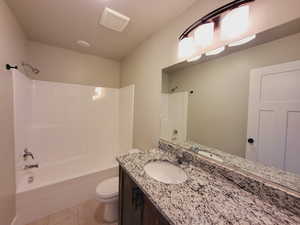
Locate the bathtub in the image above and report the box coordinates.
[16,161,118,225]
[16,155,118,193]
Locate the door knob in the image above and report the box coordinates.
[248,138,255,144]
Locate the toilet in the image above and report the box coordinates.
[96,177,119,222]
[96,149,142,222]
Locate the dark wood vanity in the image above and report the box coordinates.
[119,167,170,225]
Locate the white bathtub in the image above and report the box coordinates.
[16,155,118,193]
[16,162,118,225]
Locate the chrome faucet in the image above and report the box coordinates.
[176,151,190,164]
[23,149,38,170]
[23,148,34,161]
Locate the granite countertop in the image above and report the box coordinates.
[117,149,300,225]
[179,140,300,193]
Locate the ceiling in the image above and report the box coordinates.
[6,0,197,60]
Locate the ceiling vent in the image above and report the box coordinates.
[99,7,130,32]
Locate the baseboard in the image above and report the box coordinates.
[11,216,17,225]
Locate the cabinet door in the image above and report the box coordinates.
[119,167,143,225]
[143,197,170,225]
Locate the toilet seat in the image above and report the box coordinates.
[96,177,119,200]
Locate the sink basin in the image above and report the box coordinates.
[198,151,223,162]
[144,161,187,184]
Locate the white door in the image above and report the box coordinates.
[246,60,300,174]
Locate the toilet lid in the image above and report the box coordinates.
[96,177,119,199]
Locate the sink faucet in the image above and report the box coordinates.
[176,151,190,164]
[24,164,39,170]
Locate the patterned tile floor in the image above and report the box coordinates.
[26,199,117,225]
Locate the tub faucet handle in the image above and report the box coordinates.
[23,148,34,160]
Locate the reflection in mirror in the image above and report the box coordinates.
[161,19,300,189]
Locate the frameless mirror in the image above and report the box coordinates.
[160,18,300,192]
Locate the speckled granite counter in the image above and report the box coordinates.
[172,139,300,193]
[117,149,300,225]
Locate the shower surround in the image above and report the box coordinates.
[12,70,134,224]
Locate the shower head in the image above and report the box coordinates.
[22,62,40,74]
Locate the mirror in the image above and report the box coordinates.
[160,18,300,192]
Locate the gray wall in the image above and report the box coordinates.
[0,1,27,224]
[26,41,121,88]
[121,0,300,151]
[168,32,300,157]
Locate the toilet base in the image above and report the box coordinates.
[103,199,118,223]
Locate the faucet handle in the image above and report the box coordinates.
[23,148,34,160]
[190,145,200,152]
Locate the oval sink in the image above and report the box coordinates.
[144,161,187,184]
[198,151,223,162]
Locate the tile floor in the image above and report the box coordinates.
[26,199,117,225]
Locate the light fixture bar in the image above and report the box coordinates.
[187,55,202,62]
[221,5,250,40]
[179,0,255,40]
[228,34,256,47]
[205,46,225,56]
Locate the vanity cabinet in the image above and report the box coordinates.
[143,197,170,225]
[119,167,170,225]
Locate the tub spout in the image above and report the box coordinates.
[24,164,39,170]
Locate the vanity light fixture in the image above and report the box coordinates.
[221,5,250,40]
[228,34,256,47]
[194,22,214,48]
[178,0,255,60]
[205,46,225,56]
[187,55,202,62]
[178,37,196,59]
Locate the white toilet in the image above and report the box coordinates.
[96,177,119,222]
[96,149,141,222]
